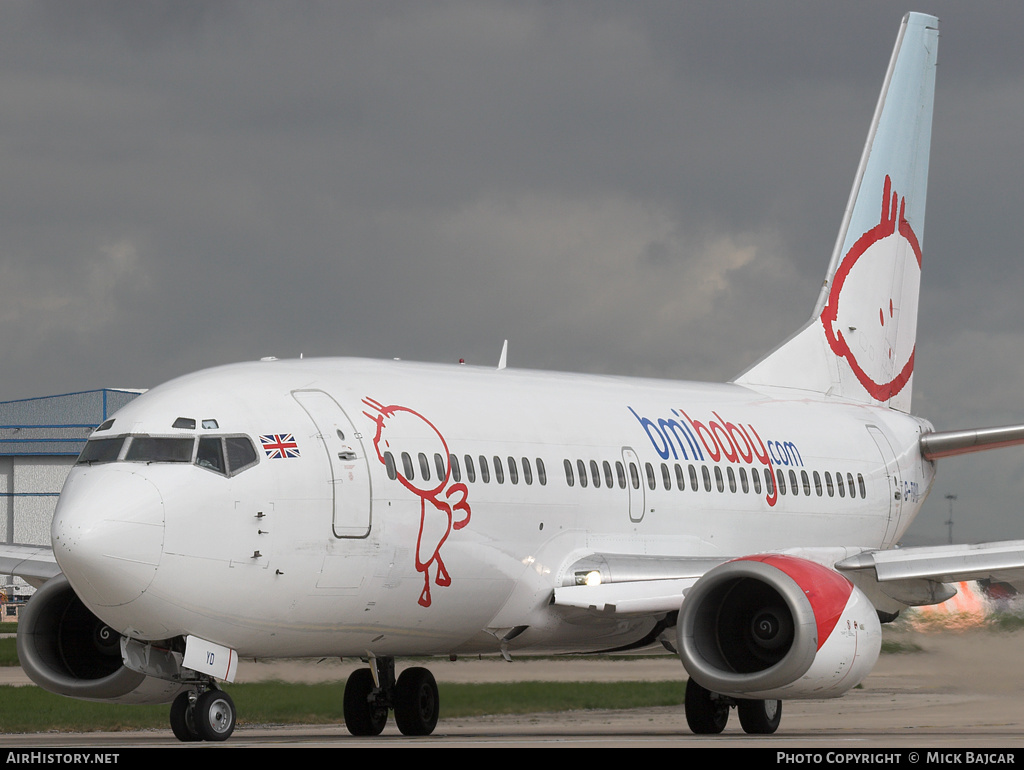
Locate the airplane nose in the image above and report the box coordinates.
[52,468,165,608]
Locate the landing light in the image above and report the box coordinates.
[574,570,603,587]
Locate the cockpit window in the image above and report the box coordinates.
[125,436,194,463]
[195,435,259,477]
[76,437,125,465]
[225,437,258,474]
[77,433,260,476]
[197,436,225,473]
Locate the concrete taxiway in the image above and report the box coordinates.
[2,628,1023,748]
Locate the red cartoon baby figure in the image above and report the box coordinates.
[362,397,471,607]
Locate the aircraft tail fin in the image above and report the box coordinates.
[734,13,939,413]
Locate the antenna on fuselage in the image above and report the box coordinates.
[497,340,508,370]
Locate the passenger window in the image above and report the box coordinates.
[645,462,656,491]
[836,472,846,498]
[402,452,414,480]
[764,468,774,495]
[847,473,857,498]
[418,453,431,481]
[689,465,698,491]
[727,467,737,493]
[714,466,724,493]
[629,462,640,490]
[739,467,748,494]
[449,454,461,483]
[751,467,762,495]
[801,470,811,496]
[577,459,588,488]
[564,459,575,487]
[616,461,626,489]
[776,469,787,495]
[479,455,490,483]
[508,456,518,484]
[675,464,686,491]
[813,471,822,496]
[464,454,476,483]
[522,457,533,485]
[789,470,799,496]
[603,461,614,488]
[435,453,447,480]
[384,451,398,480]
[702,466,711,492]
[825,471,834,497]
[536,458,547,486]
[590,460,601,488]
[858,474,866,498]
[492,456,504,484]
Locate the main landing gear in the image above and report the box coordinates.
[170,686,237,742]
[684,679,781,735]
[344,657,440,737]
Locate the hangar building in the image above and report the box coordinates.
[0,388,142,603]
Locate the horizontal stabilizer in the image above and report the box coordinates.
[920,424,1024,460]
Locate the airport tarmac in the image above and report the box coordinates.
[2,628,1023,748]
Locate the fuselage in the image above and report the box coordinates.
[51,357,934,658]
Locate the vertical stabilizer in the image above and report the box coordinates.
[735,13,938,413]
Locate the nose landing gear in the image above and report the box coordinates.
[170,687,236,742]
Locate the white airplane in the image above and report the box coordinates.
[5,12,1024,742]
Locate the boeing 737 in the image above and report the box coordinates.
[6,12,1024,742]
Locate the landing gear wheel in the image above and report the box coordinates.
[344,668,388,736]
[169,691,201,742]
[684,679,729,734]
[194,689,236,742]
[738,698,782,734]
[394,667,439,736]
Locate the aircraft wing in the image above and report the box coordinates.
[553,542,1024,618]
[0,543,61,588]
[837,540,1024,594]
[553,554,727,614]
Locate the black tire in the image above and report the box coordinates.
[344,668,388,736]
[394,667,439,736]
[194,689,236,742]
[738,698,782,734]
[684,679,729,734]
[169,691,201,742]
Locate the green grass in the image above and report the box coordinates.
[0,680,687,734]
[0,638,17,666]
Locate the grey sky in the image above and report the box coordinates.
[1,1,1022,545]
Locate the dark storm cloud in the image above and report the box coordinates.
[0,1,1022,543]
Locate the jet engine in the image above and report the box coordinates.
[17,576,185,704]
[676,554,881,700]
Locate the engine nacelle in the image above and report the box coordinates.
[17,576,186,705]
[676,554,881,700]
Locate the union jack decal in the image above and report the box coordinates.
[260,434,300,459]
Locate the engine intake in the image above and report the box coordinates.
[17,576,184,704]
[677,554,881,699]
